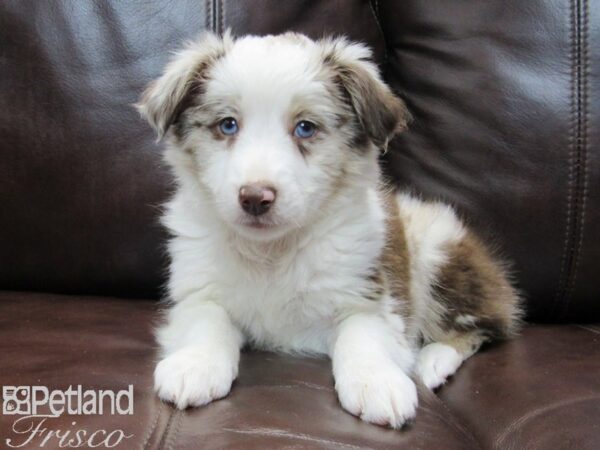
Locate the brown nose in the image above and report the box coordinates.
[238,184,276,216]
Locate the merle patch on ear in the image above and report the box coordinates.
[321,37,411,148]
[135,32,233,138]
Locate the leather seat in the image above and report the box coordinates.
[1,1,598,448]
[1,292,598,448]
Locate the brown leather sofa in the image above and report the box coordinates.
[1,1,599,449]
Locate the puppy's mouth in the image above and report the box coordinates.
[245,220,274,230]
[238,216,279,231]
[232,214,296,241]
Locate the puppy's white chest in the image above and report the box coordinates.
[218,261,339,354]
[213,208,386,354]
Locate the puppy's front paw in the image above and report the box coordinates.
[417,343,463,390]
[154,348,238,409]
[335,362,418,429]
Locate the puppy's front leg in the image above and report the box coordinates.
[154,296,243,409]
[332,313,417,428]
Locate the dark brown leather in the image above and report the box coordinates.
[0,0,180,298]
[440,325,600,450]
[0,292,164,449]
[1,0,598,320]
[1,0,598,321]
[1,292,598,449]
[377,0,600,322]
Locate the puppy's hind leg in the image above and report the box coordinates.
[416,229,523,390]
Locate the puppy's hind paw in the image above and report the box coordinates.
[417,343,463,390]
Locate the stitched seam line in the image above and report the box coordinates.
[211,0,221,34]
[368,0,389,69]
[206,0,211,31]
[219,0,224,35]
[167,410,183,450]
[561,0,589,318]
[553,0,578,314]
[142,403,163,450]
[207,0,217,33]
[158,408,179,450]
[554,0,587,317]
[423,391,483,450]
[212,0,217,32]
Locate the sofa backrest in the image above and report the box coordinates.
[377,1,599,322]
[1,0,597,322]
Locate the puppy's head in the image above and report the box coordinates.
[137,32,409,241]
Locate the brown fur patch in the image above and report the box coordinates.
[442,331,486,359]
[168,76,205,138]
[432,233,522,340]
[379,192,412,316]
[136,34,230,138]
[363,269,386,302]
[320,41,411,148]
[336,66,409,148]
[296,141,309,157]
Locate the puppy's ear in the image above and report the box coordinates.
[136,32,233,138]
[320,37,411,148]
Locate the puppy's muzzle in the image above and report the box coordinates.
[239,184,276,216]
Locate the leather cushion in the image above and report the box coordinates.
[2,0,599,321]
[440,324,600,449]
[1,291,598,449]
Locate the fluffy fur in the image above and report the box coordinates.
[137,32,522,429]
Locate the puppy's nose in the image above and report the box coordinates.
[239,184,276,216]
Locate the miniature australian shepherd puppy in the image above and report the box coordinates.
[136,31,522,429]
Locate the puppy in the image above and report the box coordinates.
[136,32,522,429]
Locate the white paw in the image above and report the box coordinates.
[154,348,238,409]
[335,362,418,429]
[417,343,463,390]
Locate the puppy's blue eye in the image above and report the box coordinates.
[294,121,316,138]
[219,117,238,135]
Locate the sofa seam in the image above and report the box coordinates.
[436,404,483,449]
[420,388,483,449]
[212,0,217,33]
[553,0,589,319]
[553,0,577,316]
[167,410,183,450]
[368,0,389,70]
[157,408,180,450]
[219,0,224,35]
[141,402,163,450]
[205,0,211,31]
[561,0,589,319]
[207,0,219,34]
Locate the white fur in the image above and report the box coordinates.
[333,312,417,427]
[416,343,464,390]
[141,34,473,428]
[397,193,466,342]
[154,299,242,408]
